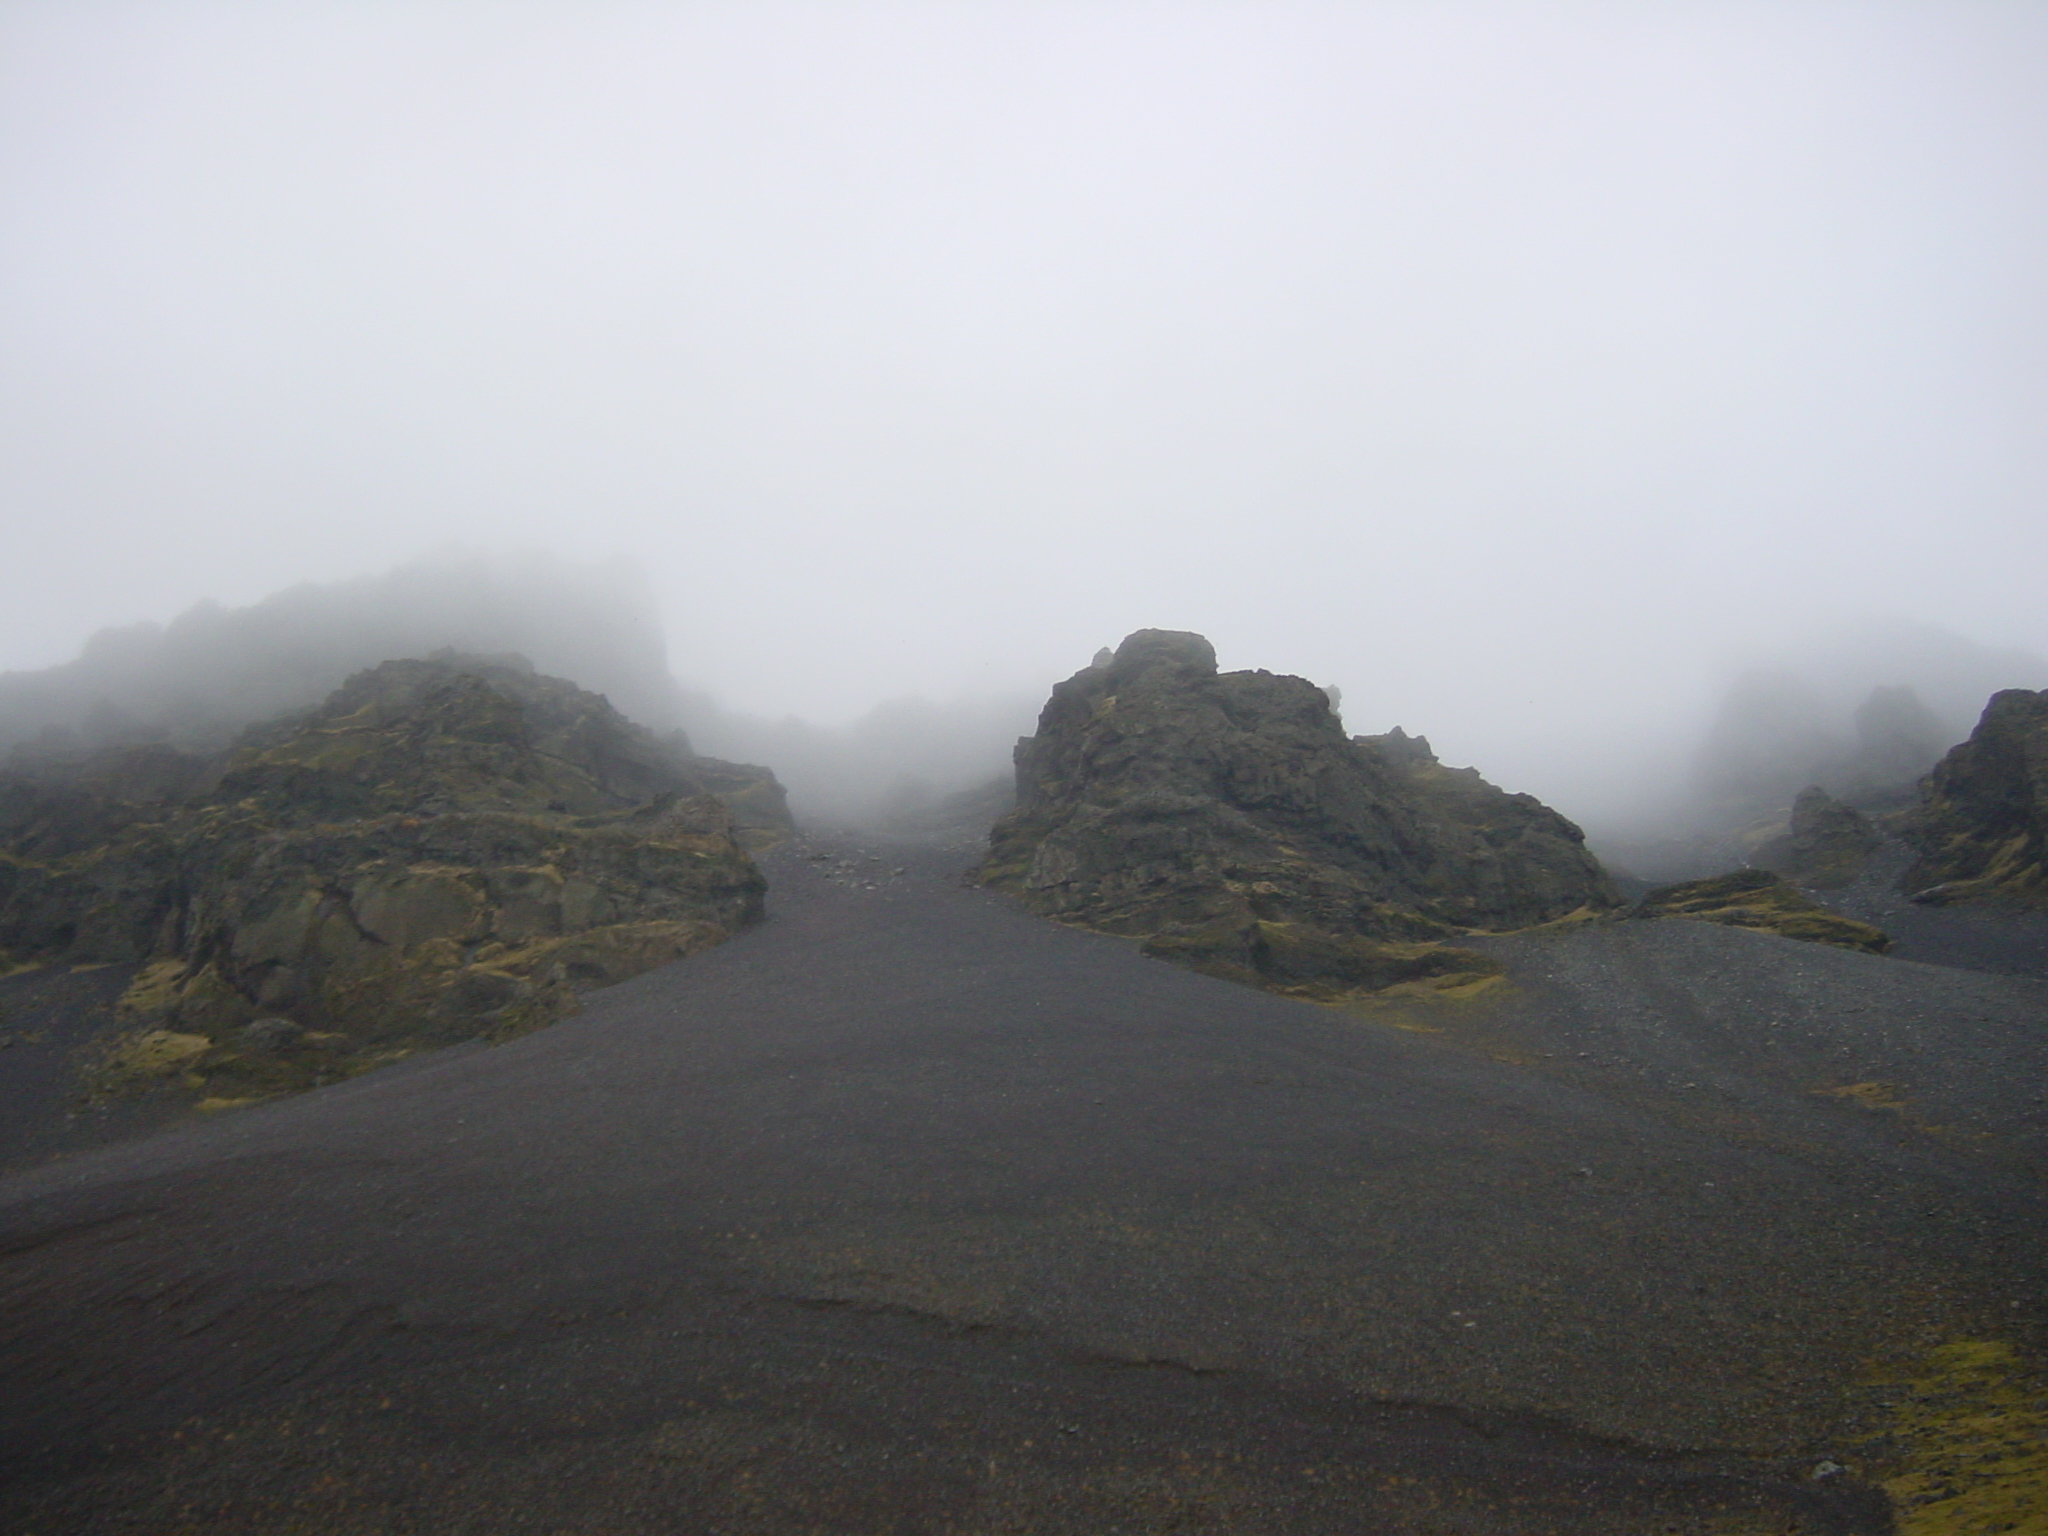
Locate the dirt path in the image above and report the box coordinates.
[1,834,2042,1533]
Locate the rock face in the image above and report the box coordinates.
[1901,688,2048,907]
[0,656,786,1102]
[1754,785,1884,889]
[980,630,1618,995]
[1632,869,1890,954]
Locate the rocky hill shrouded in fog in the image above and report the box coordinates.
[0,552,694,760]
[1589,621,2048,885]
[981,630,1619,996]
[1733,688,2048,915]
[0,654,787,1108]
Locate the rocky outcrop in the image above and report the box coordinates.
[1754,785,1883,889]
[0,551,694,760]
[0,656,786,1104]
[1632,869,1890,953]
[214,653,792,844]
[980,630,1618,997]
[1901,689,2048,907]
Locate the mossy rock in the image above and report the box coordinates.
[1632,869,1890,953]
[4,656,783,1110]
[1142,917,1500,1000]
[981,629,1616,1000]
[1754,785,1883,889]
[1900,688,2048,907]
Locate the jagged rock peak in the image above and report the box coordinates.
[982,630,1617,999]
[1358,726,1435,766]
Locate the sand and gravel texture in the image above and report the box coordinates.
[1,834,2043,1534]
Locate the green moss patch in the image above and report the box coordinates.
[1634,869,1891,953]
[1859,1339,2048,1535]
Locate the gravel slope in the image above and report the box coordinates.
[1,834,2042,1533]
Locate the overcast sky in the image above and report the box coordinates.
[4,1,2044,803]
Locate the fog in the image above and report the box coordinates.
[5,3,2046,835]
[0,547,1041,822]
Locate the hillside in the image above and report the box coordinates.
[0,655,785,1128]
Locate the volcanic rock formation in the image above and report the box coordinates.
[0,655,784,1104]
[1754,785,1884,889]
[1901,687,2048,906]
[980,630,1618,995]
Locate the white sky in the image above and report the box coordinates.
[4,1,2044,805]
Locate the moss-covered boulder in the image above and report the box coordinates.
[1632,869,1890,953]
[0,655,784,1104]
[1138,918,1502,1002]
[980,630,1617,997]
[1899,689,2048,907]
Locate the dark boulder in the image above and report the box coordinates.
[980,630,1618,997]
[1755,785,1884,889]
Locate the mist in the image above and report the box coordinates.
[5,3,2045,837]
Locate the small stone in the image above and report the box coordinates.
[241,1017,304,1051]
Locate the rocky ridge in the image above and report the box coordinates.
[1754,785,1884,889]
[0,655,786,1106]
[980,630,1619,997]
[1899,688,2048,907]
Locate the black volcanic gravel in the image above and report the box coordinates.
[0,834,2042,1533]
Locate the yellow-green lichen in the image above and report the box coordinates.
[97,1028,212,1081]
[1816,1081,1910,1113]
[1864,1339,2048,1535]
[1635,869,1892,953]
[116,957,193,1018]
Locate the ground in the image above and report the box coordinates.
[0,833,2043,1534]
